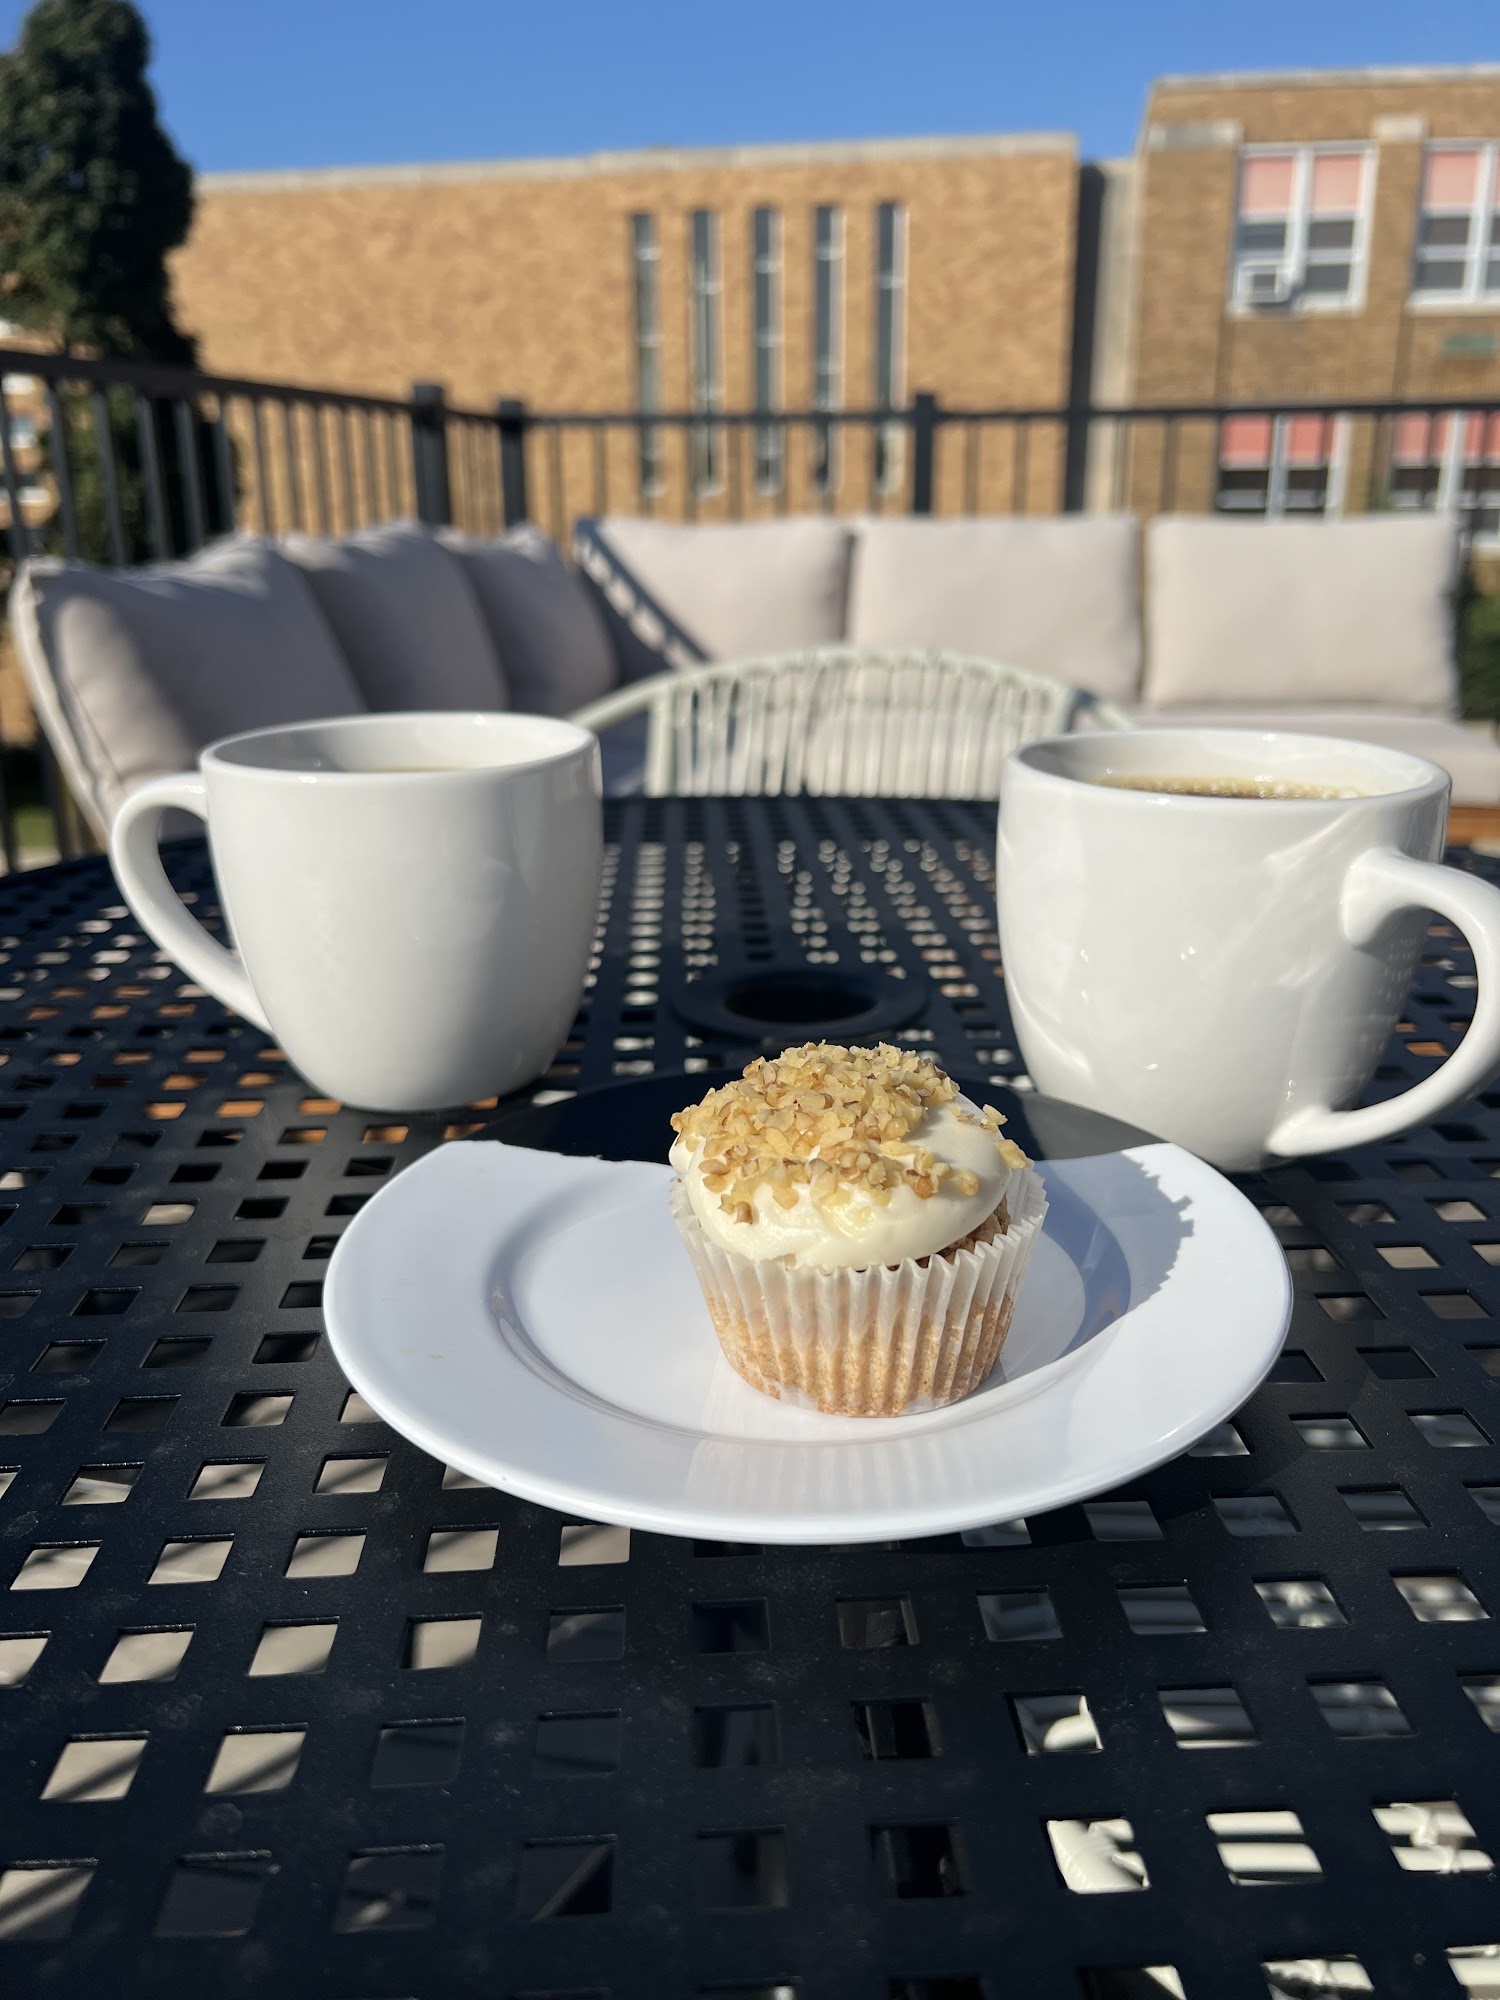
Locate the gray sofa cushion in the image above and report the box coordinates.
[845,515,1143,703]
[1144,515,1461,715]
[574,516,853,681]
[439,525,615,715]
[1122,705,1500,806]
[11,537,366,836]
[283,520,507,711]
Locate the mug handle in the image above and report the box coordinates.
[1269,847,1500,1159]
[109,774,273,1034]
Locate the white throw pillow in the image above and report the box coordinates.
[574,516,853,681]
[846,515,1143,703]
[439,525,615,715]
[1143,515,1461,715]
[283,521,508,711]
[11,537,366,836]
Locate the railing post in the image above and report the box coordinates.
[495,397,529,526]
[409,381,451,527]
[1063,162,1105,512]
[910,391,937,516]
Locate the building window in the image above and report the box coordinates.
[812,204,844,494]
[1411,145,1500,303]
[688,210,723,493]
[751,207,783,495]
[873,201,907,493]
[0,481,49,522]
[1216,414,1347,515]
[630,214,663,497]
[1231,147,1370,310]
[1389,413,1500,545]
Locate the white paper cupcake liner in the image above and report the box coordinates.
[669,1167,1048,1417]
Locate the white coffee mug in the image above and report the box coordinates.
[110,712,602,1111]
[997,729,1500,1171]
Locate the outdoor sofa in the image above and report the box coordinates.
[10,508,1495,840]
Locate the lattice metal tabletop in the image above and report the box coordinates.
[0,796,1497,2000]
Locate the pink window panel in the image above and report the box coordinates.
[1424,149,1481,208]
[1283,416,1334,467]
[1464,414,1500,465]
[1239,155,1295,218]
[1310,153,1363,214]
[1393,414,1449,465]
[1220,416,1274,467]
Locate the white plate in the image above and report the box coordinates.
[323,1138,1291,1544]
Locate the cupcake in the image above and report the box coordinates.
[668,1043,1047,1417]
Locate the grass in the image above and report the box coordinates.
[1461,589,1500,725]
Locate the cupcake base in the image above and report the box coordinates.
[669,1167,1048,1417]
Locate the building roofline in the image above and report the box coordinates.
[1151,61,1500,93]
[198,129,1076,195]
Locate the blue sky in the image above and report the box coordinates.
[0,0,1495,174]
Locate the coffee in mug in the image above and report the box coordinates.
[998,729,1500,1171]
[1093,775,1360,800]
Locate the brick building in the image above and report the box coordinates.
[171,133,1079,521]
[163,65,1500,543]
[0,326,55,539]
[1096,65,1500,543]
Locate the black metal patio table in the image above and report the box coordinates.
[0,793,1497,2000]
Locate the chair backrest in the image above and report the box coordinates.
[572,647,1127,798]
[573,516,853,686]
[9,523,612,840]
[10,540,367,839]
[846,515,1144,705]
[1142,513,1463,718]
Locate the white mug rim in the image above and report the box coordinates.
[1008,727,1450,808]
[202,710,595,783]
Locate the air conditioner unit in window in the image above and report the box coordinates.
[1244,268,1294,309]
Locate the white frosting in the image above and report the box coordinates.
[670,1092,1014,1271]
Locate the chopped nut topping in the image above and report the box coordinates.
[670,1042,1022,1219]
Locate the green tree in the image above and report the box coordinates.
[0,0,222,566]
[0,0,194,362]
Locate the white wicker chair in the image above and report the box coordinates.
[570,646,1129,798]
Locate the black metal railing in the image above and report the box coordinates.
[0,343,1496,870]
[0,350,511,868]
[0,349,512,572]
[487,391,1500,545]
